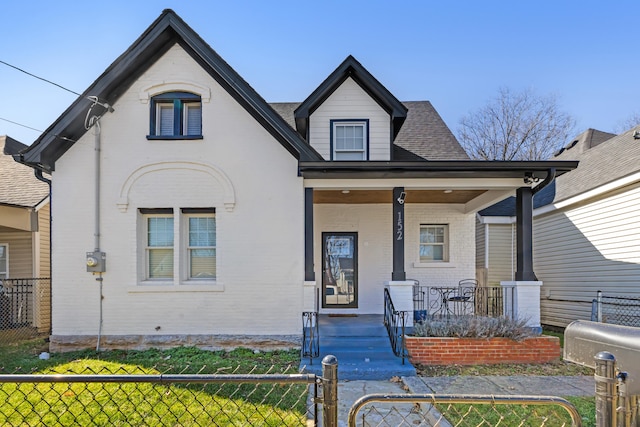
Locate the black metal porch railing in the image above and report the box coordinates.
[301,287,320,364]
[301,312,319,364]
[413,284,515,321]
[591,290,640,327]
[383,288,408,364]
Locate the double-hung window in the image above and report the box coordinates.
[332,120,368,160]
[144,210,174,280]
[149,92,202,139]
[184,209,216,280]
[0,244,7,279]
[140,208,216,283]
[419,225,449,262]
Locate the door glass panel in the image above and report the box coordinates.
[323,234,356,307]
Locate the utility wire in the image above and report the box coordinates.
[0,60,81,96]
[0,115,76,143]
[0,60,108,142]
[0,116,43,133]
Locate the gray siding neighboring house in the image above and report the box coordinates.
[478,127,640,328]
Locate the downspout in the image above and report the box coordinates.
[93,120,103,351]
[532,168,556,196]
[34,169,52,335]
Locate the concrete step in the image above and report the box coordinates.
[300,314,416,380]
[301,355,416,380]
[319,336,391,349]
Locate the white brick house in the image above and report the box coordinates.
[12,10,577,351]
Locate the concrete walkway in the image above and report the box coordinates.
[404,374,595,396]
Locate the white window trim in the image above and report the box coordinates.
[419,224,449,263]
[139,81,211,104]
[182,212,216,282]
[144,213,174,283]
[138,209,220,289]
[183,102,202,136]
[0,243,8,279]
[332,120,368,160]
[155,102,175,136]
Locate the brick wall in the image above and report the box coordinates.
[405,335,561,365]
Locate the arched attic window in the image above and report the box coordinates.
[148,92,202,139]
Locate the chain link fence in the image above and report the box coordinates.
[0,353,588,426]
[348,394,582,427]
[591,291,640,327]
[0,278,50,343]
[0,364,317,426]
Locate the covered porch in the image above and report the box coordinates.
[299,161,578,328]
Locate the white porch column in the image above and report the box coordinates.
[501,280,543,334]
[303,281,318,312]
[386,280,415,326]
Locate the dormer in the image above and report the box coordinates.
[294,56,407,161]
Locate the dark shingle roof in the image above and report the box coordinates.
[480,126,640,216]
[478,184,555,216]
[394,101,468,160]
[554,128,615,159]
[554,126,640,202]
[0,136,49,207]
[270,101,469,161]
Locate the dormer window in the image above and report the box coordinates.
[148,92,202,139]
[331,119,369,160]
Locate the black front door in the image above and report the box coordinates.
[322,232,358,308]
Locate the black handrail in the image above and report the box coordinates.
[301,312,319,364]
[383,288,408,364]
[301,287,320,364]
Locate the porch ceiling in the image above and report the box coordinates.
[0,205,36,231]
[313,189,486,204]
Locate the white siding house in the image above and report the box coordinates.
[478,128,640,328]
[11,10,577,351]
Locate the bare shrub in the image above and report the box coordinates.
[412,316,534,341]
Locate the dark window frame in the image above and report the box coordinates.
[147,92,203,140]
[329,119,370,161]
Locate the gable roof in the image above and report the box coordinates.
[0,136,49,208]
[553,125,640,202]
[293,56,408,141]
[480,126,640,216]
[271,100,468,161]
[554,128,616,159]
[14,9,322,173]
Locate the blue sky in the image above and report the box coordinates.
[1,1,639,146]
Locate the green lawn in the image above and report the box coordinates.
[0,336,597,426]
[0,340,309,426]
[440,396,594,427]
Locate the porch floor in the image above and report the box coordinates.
[300,314,416,380]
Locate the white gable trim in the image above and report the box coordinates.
[476,214,515,224]
[535,171,640,217]
[117,161,236,212]
[139,81,212,104]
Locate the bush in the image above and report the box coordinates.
[412,316,534,341]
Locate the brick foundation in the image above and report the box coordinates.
[405,335,561,365]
